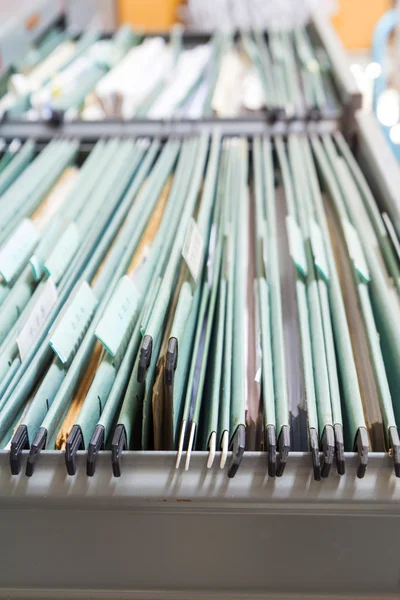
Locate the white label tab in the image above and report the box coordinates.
[182,218,204,283]
[50,281,98,364]
[0,219,39,283]
[95,275,140,357]
[17,277,58,362]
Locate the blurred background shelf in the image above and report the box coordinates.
[0,0,63,77]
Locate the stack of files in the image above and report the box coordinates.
[75,28,340,121]
[0,135,172,473]
[0,132,398,483]
[0,25,140,122]
[0,26,339,122]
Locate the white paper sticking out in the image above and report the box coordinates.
[242,68,266,111]
[212,49,248,117]
[148,45,212,119]
[94,38,172,119]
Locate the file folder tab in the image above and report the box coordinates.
[182,217,204,283]
[95,275,140,357]
[50,281,98,364]
[16,276,58,362]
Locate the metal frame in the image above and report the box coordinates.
[1,450,398,506]
[0,117,339,141]
[0,451,398,599]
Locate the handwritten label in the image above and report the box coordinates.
[309,218,329,280]
[182,218,204,283]
[286,215,307,277]
[50,281,97,364]
[0,219,39,283]
[342,219,370,282]
[17,278,58,362]
[95,276,139,357]
[44,222,80,284]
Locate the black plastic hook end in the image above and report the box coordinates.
[389,426,400,478]
[267,107,286,123]
[334,423,345,475]
[137,335,153,383]
[355,427,369,479]
[266,424,276,478]
[10,425,30,475]
[308,106,322,121]
[227,424,245,478]
[320,425,335,479]
[276,425,290,477]
[25,427,47,477]
[87,424,105,477]
[165,337,178,386]
[111,424,127,477]
[65,425,84,476]
[310,428,321,481]
[46,108,64,126]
